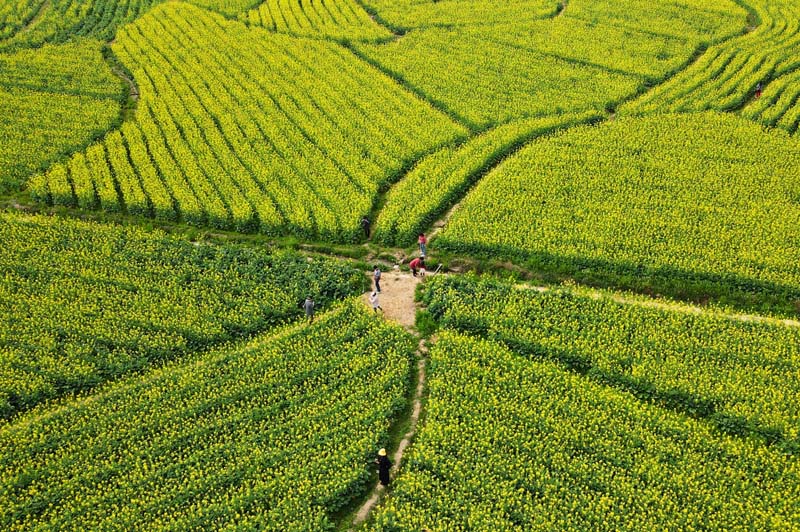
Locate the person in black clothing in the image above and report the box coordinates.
[376,448,392,486]
[361,216,371,238]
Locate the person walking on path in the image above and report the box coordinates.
[361,216,371,238]
[369,292,383,313]
[375,448,392,487]
[756,81,763,98]
[418,233,427,257]
[373,265,381,293]
[303,296,315,323]
[409,257,425,277]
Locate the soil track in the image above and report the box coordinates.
[349,272,429,529]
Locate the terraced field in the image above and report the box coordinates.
[0,39,123,192]
[622,0,800,119]
[370,329,800,531]
[2,0,800,529]
[1,301,414,530]
[28,3,465,238]
[436,112,800,313]
[0,212,365,418]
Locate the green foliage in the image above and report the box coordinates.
[413,309,438,337]
[369,331,800,530]
[0,301,415,530]
[438,112,800,314]
[29,2,467,239]
[374,112,601,246]
[241,0,392,41]
[0,212,366,418]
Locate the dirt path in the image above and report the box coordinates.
[349,273,429,529]
[350,341,426,529]
[427,201,460,241]
[362,270,423,329]
[111,66,139,102]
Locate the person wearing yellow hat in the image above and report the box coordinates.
[375,448,392,486]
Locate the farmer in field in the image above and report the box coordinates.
[418,233,427,257]
[373,265,382,293]
[303,296,315,323]
[375,448,392,487]
[756,81,763,98]
[369,292,383,313]
[409,257,425,277]
[361,216,371,238]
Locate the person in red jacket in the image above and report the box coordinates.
[418,233,427,257]
[409,257,425,277]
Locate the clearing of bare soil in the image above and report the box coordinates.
[361,270,425,329]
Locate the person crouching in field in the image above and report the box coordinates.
[369,292,382,313]
[409,257,425,277]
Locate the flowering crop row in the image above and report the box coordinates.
[621,0,799,116]
[241,0,391,41]
[369,331,800,531]
[0,0,43,41]
[29,3,465,239]
[422,275,800,450]
[362,0,745,38]
[0,301,414,530]
[563,0,746,42]
[436,112,800,314]
[374,112,601,246]
[0,212,365,419]
[461,16,697,81]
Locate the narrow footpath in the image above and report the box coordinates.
[348,271,429,529]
